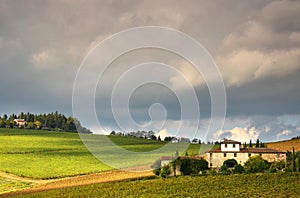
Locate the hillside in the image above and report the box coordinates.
[0,128,205,180]
[6,173,300,198]
[267,138,300,152]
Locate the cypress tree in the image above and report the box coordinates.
[292,147,296,172]
[256,139,260,148]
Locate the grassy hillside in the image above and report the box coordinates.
[267,138,300,152]
[0,129,111,179]
[0,129,209,179]
[8,173,300,198]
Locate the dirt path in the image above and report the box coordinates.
[1,170,154,197]
[0,171,52,184]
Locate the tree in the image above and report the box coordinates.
[244,156,270,173]
[170,158,181,176]
[221,164,230,174]
[157,136,161,141]
[269,161,285,173]
[233,164,245,174]
[249,140,252,148]
[0,120,5,128]
[192,138,198,144]
[292,147,296,172]
[110,131,116,135]
[34,121,41,129]
[175,150,179,158]
[164,136,173,141]
[244,142,247,148]
[151,159,161,176]
[26,122,34,129]
[160,165,171,178]
[256,139,260,148]
[179,158,209,175]
[297,151,300,172]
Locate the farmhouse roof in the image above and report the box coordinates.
[220,140,241,144]
[14,119,25,122]
[160,156,174,161]
[240,148,286,154]
[206,147,285,154]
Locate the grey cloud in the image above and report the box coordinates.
[0,0,299,141]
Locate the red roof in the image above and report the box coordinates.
[220,140,241,144]
[160,156,174,161]
[207,147,285,154]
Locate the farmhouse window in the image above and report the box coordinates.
[233,144,236,148]
[210,153,213,157]
[248,153,251,157]
[224,153,227,157]
[259,153,262,156]
[210,163,213,167]
[225,144,227,148]
[234,153,237,157]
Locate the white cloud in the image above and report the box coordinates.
[168,60,205,90]
[276,129,292,138]
[156,129,174,140]
[213,127,260,143]
[218,48,300,86]
[32,51,49,64]
[31,49,61,70]
[217,0,300,87]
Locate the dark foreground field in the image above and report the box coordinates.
[4,173,300,198]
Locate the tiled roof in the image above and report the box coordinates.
[220,140,241,144]
[206,147,285,154]
[160,156,174,161]
[240,148,286,154]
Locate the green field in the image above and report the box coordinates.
[0,177,31,195]
[0,129,209,179]
[9,173,300,198]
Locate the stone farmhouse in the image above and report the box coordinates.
[14,119,26,128]
[206,139,286,168]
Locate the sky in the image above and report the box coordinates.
[0,0,300,142]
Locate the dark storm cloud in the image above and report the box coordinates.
[0,0,299,141]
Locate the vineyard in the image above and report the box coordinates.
[6,173,300,198]
[0,128,208,180]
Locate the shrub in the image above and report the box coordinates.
[179,158,209,175]
[269,161,285,173]
[160,165,171,178]
[221,164,231,175]
[209,169,217,176]
[153,168,161,176]
[244,156,270,173]
[284,167,292,172]
[233,164,245,174]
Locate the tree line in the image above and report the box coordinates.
[0,111,92,133]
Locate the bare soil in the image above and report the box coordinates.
[1,169,154,197]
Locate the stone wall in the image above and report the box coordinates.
[206,152,286,168]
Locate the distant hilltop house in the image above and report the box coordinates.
[206,139,286,168]
[14,119,26,127]
[171,137,190,143]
